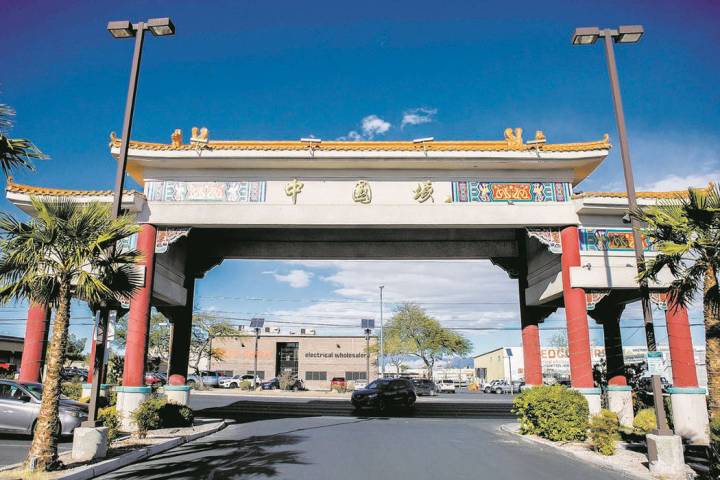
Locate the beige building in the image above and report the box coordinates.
[212,334,378,390]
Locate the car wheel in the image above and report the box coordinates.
[292,386,299,392]
[495,388,503,394]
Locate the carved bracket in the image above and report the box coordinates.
[526,227,562,254]
[156,227,191,254]
[649,292,668,311]
[586,290,611,311]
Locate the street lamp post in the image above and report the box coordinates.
[361,319,375,382]
[250,318,265,388]
[379,285,384,378]
[572,25,671,435]
[84,17,175,427]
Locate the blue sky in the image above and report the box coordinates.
[1,0,717,356]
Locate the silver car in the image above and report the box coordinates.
[0,380,88,436]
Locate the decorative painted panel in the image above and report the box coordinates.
[145,181,266,203]
[579,227,654,252]
[451,181,571,203]
[526,227,562,254]
[156,227,191,253]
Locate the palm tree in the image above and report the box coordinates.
[0,198,142,472]
[633,184,720,419]
[0,104,47,177]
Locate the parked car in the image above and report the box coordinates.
[60,367,87,382]
[330,377,347,391]
[412,378,437,396]
[186,371,222,387]
[489,380,523,394]
[351,378,416,412]
[144,371,166,386]
[353,380,368,390]
[221,374,260,388]
[483,380,504,393]
[260,377,306,391]
[455,379,469,388]
[636,376,672,394]
[437,379,456,393]
[0,380,87,436]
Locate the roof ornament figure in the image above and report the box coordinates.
[171,129,183,147]
[504,127,523,147]
[535,130,546,142]
[109,131,117,147]
[190,127,209,152]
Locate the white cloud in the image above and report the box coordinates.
[639,172,719,192]
[401,107,437,128]
[361,115,391,138]
[338,114,392,141]
[263,269,313,288]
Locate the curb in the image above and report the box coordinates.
[54,421,227,480]
[498,423,654,480]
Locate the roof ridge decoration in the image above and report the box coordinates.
[5,177,139,197]
[574,190,690,200]
[108,129,612,153]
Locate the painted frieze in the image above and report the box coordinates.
[579,227,654,252]
[145,181,266,203]
[451,181,571,203]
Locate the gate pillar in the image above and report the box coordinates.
[560,226,599,413]
[163,279,195,405]
[117,224,157,430]
[665,302,708,444]
[590,302,633,427]
[18,303,51,383]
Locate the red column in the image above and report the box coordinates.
[560,226,594,388]
[603,317,627,386]
[665,302,699,388]
[167,279,194,386]
[19,304,51,382]
[86,325,98,383]
[122,224,157,387]
[521,317,543,386]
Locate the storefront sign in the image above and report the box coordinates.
[305,352,367,359]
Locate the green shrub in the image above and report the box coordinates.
[131,397,193,438]
[512,385,589,442]
[590,409,619,456]
[633,408,656,434]
[61,382,83,400]
[108,389,117,407]
[98,406,120,441]
[239,380,253,390]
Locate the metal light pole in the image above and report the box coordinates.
[572,25,670,435]
[506,348,513,395]
[379,285,384,378]
[250,318,265,388]
[365,328,371,383]
[84,18,175,427]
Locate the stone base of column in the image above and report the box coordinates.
[646,433,687,477]
[575,388,602,415]
[606,386,634,428]
[669,387,710,445]
[116,386,151,431]
[164,385,192,405]
[81,384,112,401]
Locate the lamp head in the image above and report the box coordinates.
[571,27,601,45]
[107,20,135,39]
[147,17,175,36]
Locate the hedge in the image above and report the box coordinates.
[512,385,589,441]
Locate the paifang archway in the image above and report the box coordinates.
[6,128,707,442]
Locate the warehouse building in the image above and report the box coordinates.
[211,332,378,390]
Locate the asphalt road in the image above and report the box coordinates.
[0,434,72,468]
[97,416,625,480]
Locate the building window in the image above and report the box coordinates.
[345,371,367,381]
[247,370,265,380]
[305,371,327,381]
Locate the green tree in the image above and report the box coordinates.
[63,333,87,367]
[634,184,720,420]
[114,312,170,370]
[189,315,237,380]
[384,303,471,378]
[0,104,47,177]
[0,199,141,472]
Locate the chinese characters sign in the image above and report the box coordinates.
[451,181,571,203]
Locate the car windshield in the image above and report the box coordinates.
[366,380,391,390]
[21,383,70,401]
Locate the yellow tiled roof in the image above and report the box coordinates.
[574,191,688,200]
[5,178,139,197]
[109,136,612,153]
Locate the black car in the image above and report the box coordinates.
[351,378,416,412]
[411,378,437,396]
[260,377,306,391]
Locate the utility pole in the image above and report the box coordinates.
[250,318,265,387]
[379,285,384,378]
[365,328,371,384]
